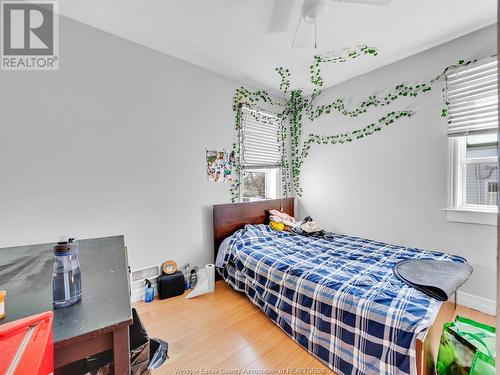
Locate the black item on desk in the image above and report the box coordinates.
[158,271,185,300]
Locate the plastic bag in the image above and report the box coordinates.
[470,351,496,375]
[148,338,169,369]
[437,316,495,375]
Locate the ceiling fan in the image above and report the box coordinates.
[269,0,392,49]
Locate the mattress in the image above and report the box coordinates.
[217,224,467,375]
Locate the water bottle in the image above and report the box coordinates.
[52,237,82,308]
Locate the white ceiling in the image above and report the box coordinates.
[58,0,496,94]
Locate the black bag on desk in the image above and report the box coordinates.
[158,271,184,299]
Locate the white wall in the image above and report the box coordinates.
[0,16,241,270]
[0,87,3,246]
[298,25,497,310]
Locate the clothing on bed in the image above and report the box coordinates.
[291,216,325,237]
[216,224,467,375]
[268,209,296,228]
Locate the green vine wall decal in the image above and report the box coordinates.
[229,108,242,202]
[230,45,476,202]
[306,83,431,120]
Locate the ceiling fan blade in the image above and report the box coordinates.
[291,16,312,49]
[333,0,392,5]
[268,0,295,32]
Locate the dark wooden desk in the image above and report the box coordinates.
[0,236,132,374]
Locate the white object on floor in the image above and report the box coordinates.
[185,264,216,299]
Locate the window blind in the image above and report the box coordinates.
[447,57,498,137]
[240,106,282,167]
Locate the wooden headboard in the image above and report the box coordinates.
[213,198,294,262]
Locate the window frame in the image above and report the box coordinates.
[446,135,498,226]
[444,56,498,225]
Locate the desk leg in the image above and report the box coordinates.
[113,325,130,375]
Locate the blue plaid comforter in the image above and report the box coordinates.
[217,224,466,375]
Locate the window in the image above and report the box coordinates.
[447,57,498,225]
[242,168,279,201]
[239,106,282,202]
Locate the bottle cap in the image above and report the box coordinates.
[54,243,71,253]
[53,236,77,254]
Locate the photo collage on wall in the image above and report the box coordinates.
[206,149,234,183]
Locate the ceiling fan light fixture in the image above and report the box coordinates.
[292,0,392,49]
[302,0,330,24]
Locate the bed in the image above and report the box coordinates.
[213,198,464,375]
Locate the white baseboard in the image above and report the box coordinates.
[456,290,496,316]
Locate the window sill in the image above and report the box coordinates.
[444,208,497,226]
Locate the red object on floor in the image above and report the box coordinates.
[0,311,54,375]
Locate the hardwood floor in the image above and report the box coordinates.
[133,281,495,375]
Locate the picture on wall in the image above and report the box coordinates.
[206,149,234,183]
